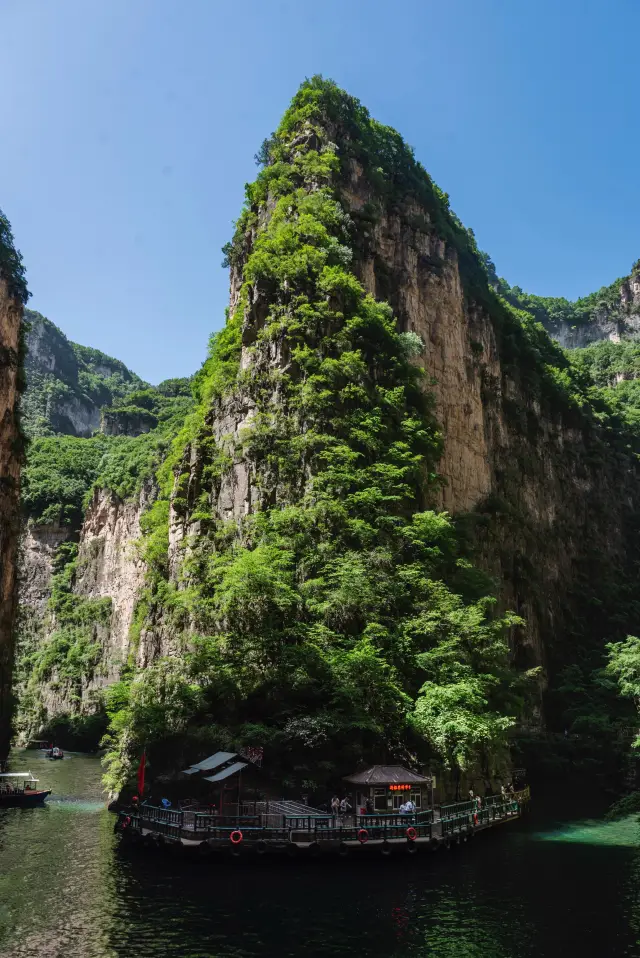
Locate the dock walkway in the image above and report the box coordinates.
[117,787,530,859]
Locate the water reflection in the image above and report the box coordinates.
[2,752,640,956]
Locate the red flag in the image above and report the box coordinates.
[137,750,146,797]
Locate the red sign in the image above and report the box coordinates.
[389,784,411,791]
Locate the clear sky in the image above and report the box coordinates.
[2,0,640,383]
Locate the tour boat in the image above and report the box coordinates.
[45,747,64,760]
[0,772,51,807]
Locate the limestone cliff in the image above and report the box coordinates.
[157,83,640,765]
[15,82,640,786]
[0,277,25,758]
[15,486,150,740]
[21,310,145,438]
[503,262,640,350]
[341,157,640,694]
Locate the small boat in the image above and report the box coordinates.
[0,771,51,807]
[45,747,64,760]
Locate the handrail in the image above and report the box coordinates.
[127,790,528,843]
[513,786,530,804]
[440,799,476,816]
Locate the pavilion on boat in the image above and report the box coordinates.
[181,751,261,814]
[344,765,434,814]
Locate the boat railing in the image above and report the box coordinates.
[440,812,471,836]
[440,799,476,817]
[137,804,183,826]
[195,813,260,830]
[285,815,334,830]
[355,812,422,827]
[438,799,520,836]
[127,793,526,843]
[441,792,511,815]
[310,820,434,843]
[415,808,435,824]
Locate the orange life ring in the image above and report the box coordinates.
[358,828,369,844]
[230,829,243,845]
[473,813,479,825]
[406,826,417,841]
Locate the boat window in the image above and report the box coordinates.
[373,788,386,811]
[411,790,421,808]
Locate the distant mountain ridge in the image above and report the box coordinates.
[21,310,146,438]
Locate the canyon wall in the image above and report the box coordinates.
[15,486,150,738]
[22,310,144,438]
[0,278,24,758]
[341,155,639,693]
[15,82,640,778]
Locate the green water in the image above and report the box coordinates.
[1,750,640,957]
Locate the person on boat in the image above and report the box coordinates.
[501,784,507,800]
[404,798,416,814]
[339,797,351,815]
[365,796,374,814]
[468,787,474,800]
[331,795,340,816]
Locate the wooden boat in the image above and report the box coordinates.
[0,772,51,807]
[114,788,531,860]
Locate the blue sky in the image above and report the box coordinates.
[2,0,639,383]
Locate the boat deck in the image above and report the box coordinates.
[117,788,530,859]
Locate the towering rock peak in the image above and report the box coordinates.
[13,80,640,794]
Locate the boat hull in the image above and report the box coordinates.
[0,790,51,808]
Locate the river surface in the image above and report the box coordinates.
[1,750,640,957]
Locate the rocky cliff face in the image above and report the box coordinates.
[75,486,150,676]
[340,156,639,695]
[21,310,145,438]
[160,102,640,735]
[15,82,640,786]
[506,263,640,351]
[15,486,150,737]
[0,278,24,758]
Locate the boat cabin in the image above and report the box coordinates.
[0,772,41,795]
[343,765,432,814]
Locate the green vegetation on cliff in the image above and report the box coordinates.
[21,311,146,438]
[102,78,540,795]
[0,208,29,305]
[18,79,640,795]
[21,378,194,527]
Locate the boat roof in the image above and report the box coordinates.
[203,760,248,783]
[343,764,431,785]
[182,751,237,775]
[0,772,37,779]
